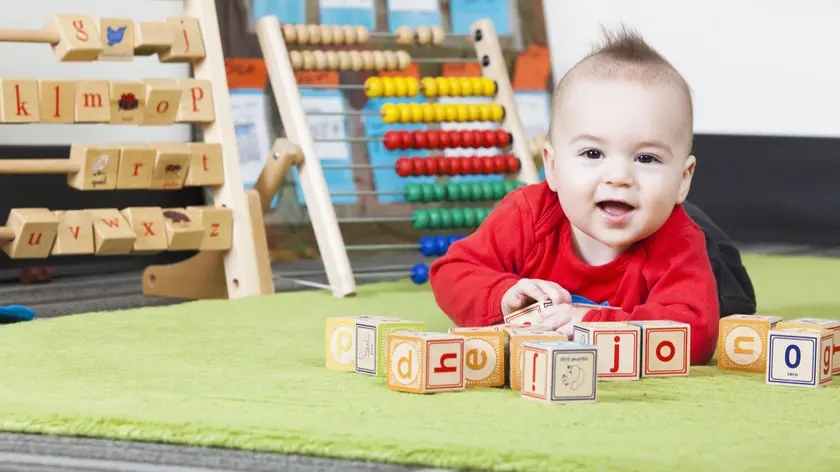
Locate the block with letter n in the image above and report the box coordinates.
[628,320,690,377]
[776,318,840,375]
[718,314,782,372]
[573,322,641,380]
[355,319,424,376]
[520,340,598,404]
[767,327,833,388]
[386,332,466,394]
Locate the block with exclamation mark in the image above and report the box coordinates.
[521,340,598,404]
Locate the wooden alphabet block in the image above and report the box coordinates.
[150,142,190,189]
[184,143,224,186]
[508,329,567,390]
[387,332,466,394]
[134,22,174,56]
[767,327,833,388]
[120,207,167,253]
[45,15,103,61]
[573,322,641,380]
[89,209,136,255]
[0,79,39,122]
[355,318,424,376]
[185,206,232,251]
[161,208,204,251]
[175,80,214,123]
[503,300,554,326]
[718,314,782,373]
[521,340,598,404]
[51,210,93,255]
[38,80,75,123]
[448,327,505,386]
[116,144,155,189]
[777,318,840,375]
[628,320,691,377]
[0,209,59,259]
[68,144,120,190]
[325,315,401,371]
[75,80,110,122]
[98,18,134,61]
[141,80,182,125]
[109,82,145,124]
[159,17,206,62]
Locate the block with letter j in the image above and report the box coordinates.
[386,332,465,394]
[573,322,641,380]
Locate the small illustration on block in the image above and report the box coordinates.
[628,320,691,377]
[718,314,782,372]
[521,340,597,404]
[324,315,399,371]
[767,327,833,388]
[448,327,505,387]
[776,318,840,375]
[503,300,554,326]
[573,322,640,380]
[387,331,465,394]
[355,318,424,376]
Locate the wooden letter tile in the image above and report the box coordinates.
[0,209,59,259]
[0,80,39,123]
[109,82,145,124]
[149,142,190,189]
[175,80,214,123]
[161,208,204,251]
[89,209,136,255]
[68,144,120,190]
[186,206,232,251]
[184,143,223,186]
[160,18,205,62]
[142,80,181,125]
[38,80,76,123]
[98,18,134,61]
[45,15,103,61]
[51,210,94,255]
[121,207,167,253]
[75,80,111,122]
[134,22,174,56]
[116,144,155,189]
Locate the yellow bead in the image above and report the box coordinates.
[459,77,473,96]
[482,77,496,96]
[470,77,484,95]
[393,77,408,97]
[435,77,450,96]
[421,77,437,97]
[456,104,469,122]
[479,104,491,121]
[410,103,423,122]
[467,104,480,122]
[365,77,383,97]
[381,103,399,123]
[444,104,458,122]
[432,103,446,122]
[490,104,504,121]
[422,104,435,122]
[382,77,396,97]
[447,77,461,96]
[398,104,411,123]
[405,77,419,97]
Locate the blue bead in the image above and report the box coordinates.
[410,263,429,284]
[434,235,448,255]
[419,236,436,256]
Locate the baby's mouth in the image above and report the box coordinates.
[596,200,636,216]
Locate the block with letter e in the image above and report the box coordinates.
[324,315,400,371]
[573,322,640,380]
[767,327,833,388]
[355,318,424,376]
[520,340,597,404]
[718,314,782,372]
[776,318,840,375]
[387,332,465,394]
[628,320,690,377]
[448,327,505,386]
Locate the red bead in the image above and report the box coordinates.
[492,155,506,173]
[497,130,511,147]
[411,156,425,176]
[472,130,486,148]
[423,157,438,176]
[426,130,440,149]
[412,130,427,149]
[448,130,462,149]
[468,156,482,174]
[436,156,450,175]
[457,157,470,175]
[439,130,451,149]
[448,157,462,175]
[505,154,520,172]
[383,131,401,150]
[399,130,413,149]
[462,130,475,148]
[396,157,412,177]
[481,156,495,174]
[484,129,498,148]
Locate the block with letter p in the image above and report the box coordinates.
[628,320,690,377]
[387,332,465,394]
[767,327,833,388]
[355,318,424,376]
[776,318,840,375]
[573,322,641,380]
[325,315,400,371]
[718,314,782,372]
[521,340,598,404]
[448,327,504,386]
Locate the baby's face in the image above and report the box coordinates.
[544,76,694,251]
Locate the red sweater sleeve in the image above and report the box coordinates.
[581,217,720,365]
[429,189,533,327]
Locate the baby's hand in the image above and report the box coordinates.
[539,304,592,337]
[500,278,571,316]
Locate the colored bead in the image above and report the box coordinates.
[398,104,411,123]
[503,180,517,194]
[411,157,425,176]
[410,263,429,284]
[497,130,511,147]
[439,210,453,228]
[482,78,497,96]
[445,104,458,122]
[399,130,413,148]
[433,103,446,122]
[492,155,506,173]
[506,154,520,172]
[423,156,437,175]
[462,130,474,148]
[446,182,461,201]
[383,130,401,150]
[421,77,437,97]
[459,77,473,96]
[421,183,435,201]
[471,77,484,95]
[406,77,419,97]
[456,104,469,122]
[405,183,422,202]
[435,77,449,96]
[412,130,428,149]
[439,131,451,149]
[434,235,448,254]
[481,182,494,200]
[422,104,435,122]
[410,103,424,122]
[381,103,399,123]
[382,77,396,97]
[432,183,446,201]
[490,104,504,121]
[419,236,436,256]
[365,77,383,97]
[447,77,461,96]
[393,77,408,97]
[492,181,506,199]
[413,209,429,229]
[463,208,476,227]
[449,207,465,227]
[395,157,412,177]
[428,209,442,228]
[479,104,491,122]
[467,104,480,122]
[484,130,498,148]
[436,156,450,175]
[426,130,440,149]
[448,130,462,148]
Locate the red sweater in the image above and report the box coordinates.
[429,181,720,365]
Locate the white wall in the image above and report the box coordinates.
[0,0,191,145]
[542,0,840,138]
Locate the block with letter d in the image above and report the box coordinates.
[573,322,641,380]
[718,314,782,372]
[776,318,840,375]
[628,320,690,377]
[448,327,505,387]
[355,318,424,376]
[386,332,466,394]
[520,340,597,404]
[767,327,833,388]
[325,315,400,371]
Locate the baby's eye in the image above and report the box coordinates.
[636,154,658,164]
[583,149,602,159]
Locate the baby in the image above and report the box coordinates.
[429,27,748,366]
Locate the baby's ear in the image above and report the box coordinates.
[677,154,696,203]
[543,141,558,190]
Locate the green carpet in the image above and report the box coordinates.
[1,254,839,472]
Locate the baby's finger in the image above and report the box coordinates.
[513,279,550,304]
[533,280,571,304]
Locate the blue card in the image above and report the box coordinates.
[253,0,306,23]
[386,0,442,31]
[449,0,510,36]
[319,0,376,30]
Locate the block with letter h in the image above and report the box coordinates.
[325,315,401,371]
[386,332,466,394]
[628,320,691,377]
[448,327,505,387]
[520,340,598,404]
[718,314,782,372]
[776,318,840,376]
[767,327,833,388]
[573,322,641,380]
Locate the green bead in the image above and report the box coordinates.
[503,180,516,194]
[492,181,506,199]
[431,183,446,202]
[463,208,477,227]
[404,184,419,202]
[446,182,461,201]
[440,208,453,228]
[429,209,443,228]
[471,182,483,201]
[450,207,465,227]
[413,209,429,229]
[478,208,490,224]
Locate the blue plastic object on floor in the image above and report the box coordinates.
[0,305,36,323]
[571,294,610,307]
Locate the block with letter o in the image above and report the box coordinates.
[629,320,690,377]
[776,318,840,375]
[767,327,833,388]
[386,332,465,394]
[718,314,782,372]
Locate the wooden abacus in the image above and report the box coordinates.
[0,1,275,301]
[254,17,541,298]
